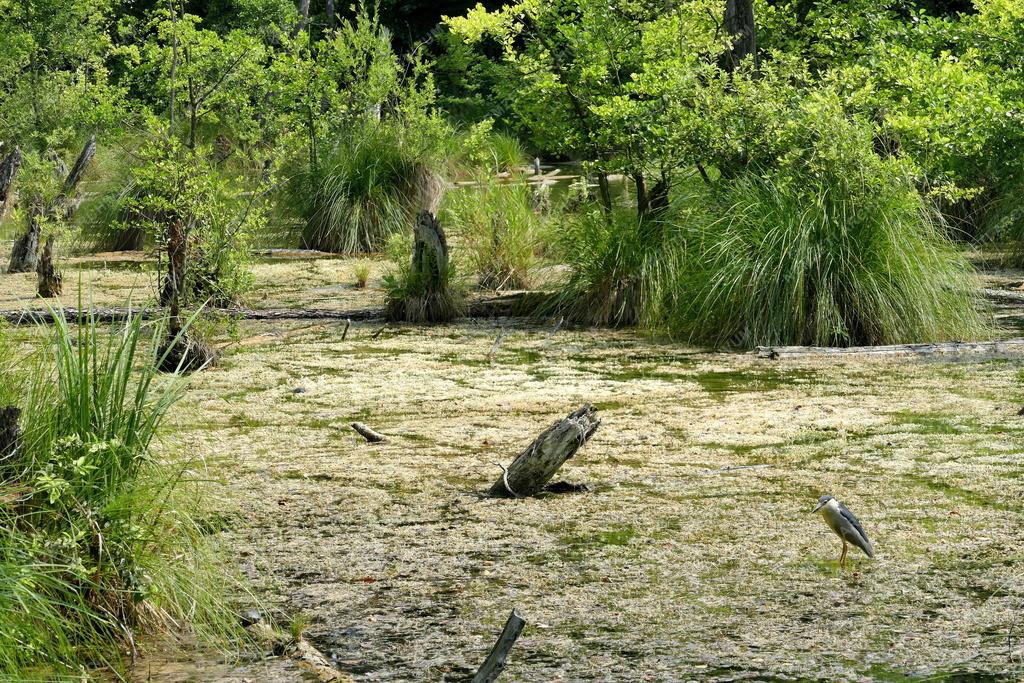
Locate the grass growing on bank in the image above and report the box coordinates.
[444,179,548,290]
[0,313,241,678]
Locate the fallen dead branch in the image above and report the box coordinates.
[754,338,1024,360]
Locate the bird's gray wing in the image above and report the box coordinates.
[838,502,873,554]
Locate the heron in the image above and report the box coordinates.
[811,495,874,568]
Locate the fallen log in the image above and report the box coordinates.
[754,338,1024,360]
[351,422,385,443]
[487,404,600,498]
[472,610,527,683]
[0,292,548,325]
[981,288,1024,304]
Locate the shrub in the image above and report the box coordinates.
[444,179,547,290]
[0,312,241,677]
[453,120,527,176]
[286,122,446,254]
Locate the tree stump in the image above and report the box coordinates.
[8,200,42,273]
[386,211,463,323]
[0,407,22,461]
[36,235,62,298]
[8,137,95,274]
[487,404,600,498]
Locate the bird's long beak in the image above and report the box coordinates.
[811,501,826,514]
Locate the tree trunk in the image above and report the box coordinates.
[719,0,758,73]
[291,0,311,38]
[326,0,335,29]
[596,173,613,214]
[36,234,62,298]
[386,211,463,323]
[487,404,600,498]
[8,199,43,273]
[0,147,22,220]
[160,218,188,321]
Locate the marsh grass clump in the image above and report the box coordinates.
[550,208,679,327]
[286,123,445,254]
[671,162,987,347]
[353,262,371,289]
[0,312,240,677]
[444,179,547,290]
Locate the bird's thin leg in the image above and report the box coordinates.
[839,542,848,569]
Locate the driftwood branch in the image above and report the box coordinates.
[754,339,1024,360]
[487,404,600,498]
[472,610,527,683]
[351,422,385,443]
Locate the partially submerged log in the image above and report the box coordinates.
[0,292,548,326]
[754,338,1024,360]
[488,404,600,498]
[472,609,527,683]
[351,422,385,443]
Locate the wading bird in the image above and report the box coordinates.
[811,495,874,568]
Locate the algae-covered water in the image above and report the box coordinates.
[2,252,1022,681]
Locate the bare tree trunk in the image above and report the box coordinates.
[291,0,311,38]
[0,147,22,221]
[36,234,62,298]
[596,173,613,214]
[719,0,758,72]
[325,0,335,29]
[9,137,96,275]
[8,199,43,273]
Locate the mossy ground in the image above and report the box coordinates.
[1,250,1022,681]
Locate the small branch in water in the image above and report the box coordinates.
[488,327,507,362]
[707,463,773,475]
[542,316,564,350]
[472,609,527,683]
[341,318,351,341]
[352,422,386,443]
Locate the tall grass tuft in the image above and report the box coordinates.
[444,179,547,290]
[550,207,681,327]
[286,123,445,254]
[670,170,987,347]
[0,312,241,678]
